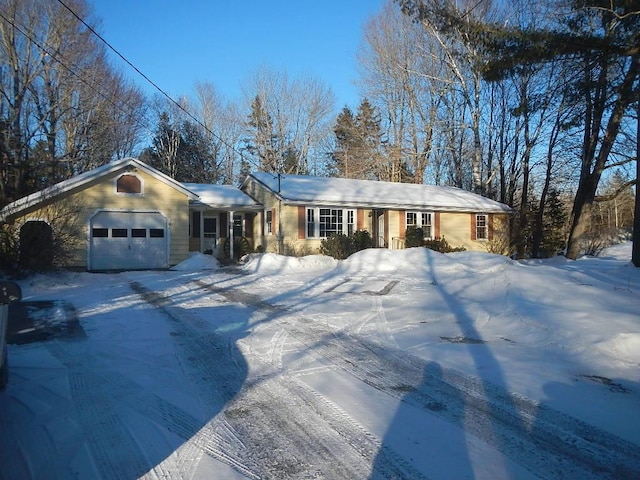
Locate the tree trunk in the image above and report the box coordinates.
[566,177,597,259]
[566,55,639,260]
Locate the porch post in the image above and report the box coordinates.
[229,210,234,259]
[199,210,204,253]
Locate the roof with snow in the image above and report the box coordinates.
[0,157,198,222]
[184,183,262,211]
[247,172,513,213]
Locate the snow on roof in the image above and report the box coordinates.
[0,157,198,221]
[249,172,513,213]
[184,183,262,210]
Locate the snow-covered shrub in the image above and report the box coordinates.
[320,234,353,260]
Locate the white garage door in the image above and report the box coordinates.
[90,211,168,271]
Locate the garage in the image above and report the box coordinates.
[89,211,169,271]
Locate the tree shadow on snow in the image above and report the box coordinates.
[372,252,640,479]
[369,362,474,479]
[371,252,524,479]
[0,281,252,479]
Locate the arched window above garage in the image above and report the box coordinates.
[116,174,143,194]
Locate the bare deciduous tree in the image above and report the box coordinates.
[242,67,335,175]
[0,0,147,206]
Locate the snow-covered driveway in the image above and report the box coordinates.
[1,247,639,479]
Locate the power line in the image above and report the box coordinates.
[0,10,154,143]
[55,0,252,166]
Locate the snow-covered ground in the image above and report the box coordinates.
[1,244,639,479]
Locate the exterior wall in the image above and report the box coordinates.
[439,213,478,251]
[245,179,283,254]
[8,168,190,268]
[438,212,510,253]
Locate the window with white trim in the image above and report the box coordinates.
[406,211,433,239]
[265,210,273,235]
[476,214,488,240]
[306,207,355,238]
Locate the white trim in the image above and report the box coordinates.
[406,210,434,239]
[265,209,273,235]
[305,206,355,239]
[87,209,170,271]
[201,214,218,254]
[475,213,489,241]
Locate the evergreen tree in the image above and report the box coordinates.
[177,120,215,183]
[539,188,570,258]
[356,99,387,180]
[330,99,386,180]
[330,106,359,177]
[246,95,278,172]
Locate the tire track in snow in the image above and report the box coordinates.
[129,281,262,479]
[284,320,640,479]
[139,278,425,479]
[0,384,76,479]
[194,278,640,479]
[45,341,153,480]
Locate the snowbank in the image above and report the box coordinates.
[170,252,220,271]
[241,253,337,272]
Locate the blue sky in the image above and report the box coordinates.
[89,0,384,110]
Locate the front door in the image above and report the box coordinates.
[233,213,243,238]
[376,211,385,248]
[203,216,218,254]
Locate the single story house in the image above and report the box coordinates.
[242,172,514,256]
[0,158,513,271]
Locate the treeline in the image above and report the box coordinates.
[0,0,637,262]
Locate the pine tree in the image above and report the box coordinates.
[540,188,570,258]
[330,106,359,177]
[246,95,278,172]
[330,100,387,180]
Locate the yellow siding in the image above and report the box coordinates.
[438,212,511,253]
[10,169,191,268]
[439,213,474,251]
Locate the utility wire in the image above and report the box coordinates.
[0,10,154,143]
[56,0,253,166]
